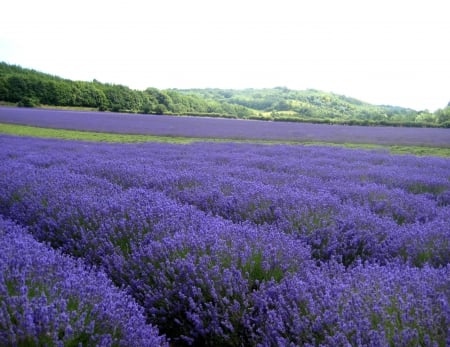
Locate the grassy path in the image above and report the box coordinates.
[1,122,449,157]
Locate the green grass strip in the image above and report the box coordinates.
[1,122,449,157]
[0,122,197,144]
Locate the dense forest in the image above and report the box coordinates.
[0,62,251,118]
[1,62,449,127]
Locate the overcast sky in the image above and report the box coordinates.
[1,0,449,111]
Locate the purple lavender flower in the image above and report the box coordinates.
[1,134,449,345]
[248,261,449,346]
[0,216,167,346]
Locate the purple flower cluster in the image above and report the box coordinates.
[125,223,311,345]
[250,262,449,346]
[0,216,167,346]
[0,134,449,345]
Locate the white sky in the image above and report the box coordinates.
[1,0,449,111]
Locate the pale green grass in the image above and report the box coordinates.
[1,122,449,157]
[0,122,196,143]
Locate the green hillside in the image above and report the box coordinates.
[174,87,425,125]
[1,62,449,127]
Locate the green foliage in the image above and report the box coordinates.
[241,251,285,285]
[0,62,254,118]
[175,88,449,127]
[435,106,450,124]
[17,96,39,108]
[1,62,448,127]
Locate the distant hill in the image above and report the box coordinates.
[173,87,422,125]
[1,62,449,127]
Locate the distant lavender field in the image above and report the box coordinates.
[1,106,449,146]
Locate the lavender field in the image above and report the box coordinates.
[0,134,449,346]
[1,106,450,146]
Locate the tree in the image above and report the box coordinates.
[154,103,168,115]
[17,96,40,107]
[274,100,290,111]
[415,112,436,124]
[6,76,29,102]
[0,78,8,100]
[435,107,450,125]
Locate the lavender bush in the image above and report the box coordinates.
[0,134,449,345]
[125,223,311,345]
[248,262,449,346]
[0,216,167,346]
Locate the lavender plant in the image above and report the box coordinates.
[0,216,167,346]
[1,134,449,345]
[248,262,449,346]
[124,223,311,345]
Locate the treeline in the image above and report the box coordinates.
[175,87,450,127]
[1,62,449,127]
[0,62,252,117]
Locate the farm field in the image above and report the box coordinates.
[0,134,449,346]
[1,106,450,147]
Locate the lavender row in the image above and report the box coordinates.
[0,159,313,344]
[2,136,449,268]
[2,106,450,146]
[0,216,167,347]
[1,136,449,268]
[250,262,449,346]
[1,135,449,345]
[1,212,448,346]
[52,139,450,267]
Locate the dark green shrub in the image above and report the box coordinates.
[17,96,39,108]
